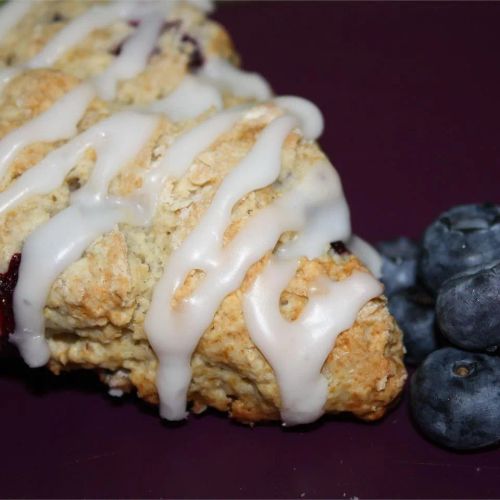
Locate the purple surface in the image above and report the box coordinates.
[2,2,500,498]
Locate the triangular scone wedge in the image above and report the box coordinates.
[0,0,406,424]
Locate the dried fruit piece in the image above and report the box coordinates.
[0,253,21,340]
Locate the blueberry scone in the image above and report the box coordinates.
[0,0,406,425]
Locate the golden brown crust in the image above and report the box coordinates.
[0,1,406,423]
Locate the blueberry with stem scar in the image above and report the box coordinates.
[411,347,500,450]
[419,203,500,293]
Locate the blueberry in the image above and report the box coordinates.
[436,261,500,352]
[410,347,500,450]
[419,203,500,293]
[377,237,420,296]
[388,287,439,365]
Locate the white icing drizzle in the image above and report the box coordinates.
[94,13,165,100]
[274,96,324,140]
[199,57,272,101]
[0,0,386,425]
[243,258,382,425]
[276,166,350,260]
[0,83,95,181]
[0,0,32,42]
[346,234,383,278]
[10,112,159,367]
[27,2,137,70]
[10,204,123,366]
[0,110,157,215]
[147,75,223,122]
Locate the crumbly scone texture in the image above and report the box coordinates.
[0,1,406,423]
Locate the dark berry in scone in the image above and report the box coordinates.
[0,253,21,340]
[436,261,500,352]
[388,286,439,365]
[419,203,500,293]
[377,237,419,296]
[411,347,500,450]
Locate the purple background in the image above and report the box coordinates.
[2,2,500,498]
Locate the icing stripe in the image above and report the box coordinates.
[94,13,165,100]
[10,204,123,367]
[199,57,272,101]
[147,75,223,122]
[0,0,33,42]
[0,83,95,181]
[274,96,324,141]
[276,165,350,260]
[346,234,383,278]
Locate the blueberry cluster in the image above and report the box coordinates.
[378,203,500,450]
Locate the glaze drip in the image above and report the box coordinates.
[244,258,382,424]
[146,75,223,122]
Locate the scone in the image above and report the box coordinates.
[0,0,406,425]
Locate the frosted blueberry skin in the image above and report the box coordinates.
[436,261,500,352]
[419,203,500,293]
[410,347,500,450]
[377,237,419,296]
[389,286,439,365]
